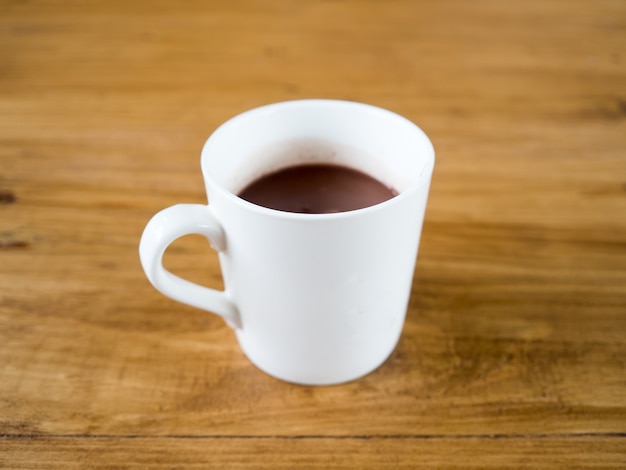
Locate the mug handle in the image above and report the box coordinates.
[139,204,241,329]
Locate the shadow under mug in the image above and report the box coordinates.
[139,99,434,385]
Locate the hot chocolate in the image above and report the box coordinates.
[238,163,398,214]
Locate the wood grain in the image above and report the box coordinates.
[1,0,625,467]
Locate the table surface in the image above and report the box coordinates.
[1,0,625,468]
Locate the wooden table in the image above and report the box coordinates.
[1,0,625,467]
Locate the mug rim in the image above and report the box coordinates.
[201,99,435,220]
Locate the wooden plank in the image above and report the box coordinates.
[1,209,625,436]
[1,436,625,469]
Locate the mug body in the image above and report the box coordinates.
[201,100,434,385]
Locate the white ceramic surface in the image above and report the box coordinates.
[139,99,434,385]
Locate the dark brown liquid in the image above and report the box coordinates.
[238,164,398,214]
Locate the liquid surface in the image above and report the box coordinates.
[238,164,398,214]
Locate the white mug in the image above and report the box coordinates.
[139,100,434,385]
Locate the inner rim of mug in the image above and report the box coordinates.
[201,99,434,218]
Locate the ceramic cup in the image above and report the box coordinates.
[139,99,434,385]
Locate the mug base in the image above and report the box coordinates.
[237,339,399,386]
